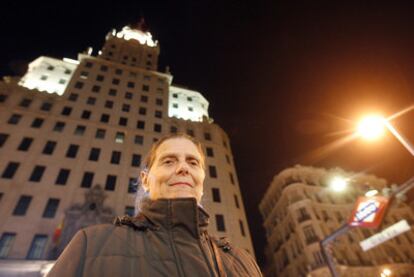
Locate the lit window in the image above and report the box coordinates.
[115,132,125,143]
[0,233,16,258]
[27,234,48,260]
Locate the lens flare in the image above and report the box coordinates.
[357,115,386,140]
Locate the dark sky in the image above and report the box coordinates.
[2,1,414,267]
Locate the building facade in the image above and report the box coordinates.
[0,24,254,271]
[260,165,414,277]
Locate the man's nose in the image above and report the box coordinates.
[176,161,189,174]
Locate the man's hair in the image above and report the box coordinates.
[141,133,206,170]
[134,133,206,215]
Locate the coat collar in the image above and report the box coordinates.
[141,198,209,239]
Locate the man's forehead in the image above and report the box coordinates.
[155,138,201,158]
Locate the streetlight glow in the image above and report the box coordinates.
[381,268,392,276]
[356,115,386,140]
[329,176,348,192]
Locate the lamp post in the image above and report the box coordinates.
[320,111,414,277]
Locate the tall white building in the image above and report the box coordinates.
[0,24,254,274]
[260,165,414,277]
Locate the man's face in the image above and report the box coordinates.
[141,138,205,203]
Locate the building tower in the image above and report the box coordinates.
[0,24,254,273]
[260,165,414,277]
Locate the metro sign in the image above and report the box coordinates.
[348,196,389,228]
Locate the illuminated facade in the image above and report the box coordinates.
[260,165,414,277]
[0,25,254,274]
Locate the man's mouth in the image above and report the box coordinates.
[169,182,193,188]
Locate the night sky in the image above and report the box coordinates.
[2,1,414,267]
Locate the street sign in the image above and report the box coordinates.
[360,219,411,251]
[348,196,389,228]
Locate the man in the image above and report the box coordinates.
[48,134,262,276]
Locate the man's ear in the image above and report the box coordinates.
[140,170,149,192]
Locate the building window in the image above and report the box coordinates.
[92,85,101,93]
[2,162,20,179]
[172,93,178,98]
[64,69,71,74]
[74,81,84,89]
[17,137,33,151]
[154,124,162,133]
[13,195,32,216]
[212,188,221,202]
[53,121,65,132]
[42,198,60,218]
[0,94,8,102]
[187,97,193,102]
[96,74,104,81]
[188,107,193,112]
[234,195,240,208]
[138,107,146,115]
[125,92,133,99]
[29,166,46,182]
[31,118,44,128]
[0,233,16,258]
[105,100,114,108]
[115,69,123,75]
[170,126,178,133]
[131,154,141,167]
[105,175,117,191]
[225,155,231,164]
[40,102,52,111]
[119,117,128,126]
[137,120,145,130]
[66,144,79,158]
[206,147,214,157]
[140,95,148,102]
[88,148,101,161]
[127,82,135,88]
[0,133,9,147]
[122,104,130,112]
[55,169,70,185]
[209,166,217,178]
[26,235,48,260]
[95,129,106,139]
[85,61,93,68]
[303,225,318,244]
[156,98,163,106]
[61,106,72,116]
[19,98,33,107]
[134,135,144,145]
[81,110,91,119]
[80,71,89,78]
[108,89,117,96]
[186,129,194,137]
[215,214,226,232]
[112,78,120,85]
[154,110,162,118]
[86,97,96,105]
[229,172,235,184]
[128,178,137,193]
[115,132,125,143]
[81,172,94,188]
[68,93,78,102]
[74,125,86,135]
[204,132,212,141]
[110,151,121,164]
[59,79,66,84]
[142,85,149,91]
[100,114,110,123]
[239,220,246,237]
[8,114,22,125]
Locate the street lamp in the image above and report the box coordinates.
[329,176,348,192]
[356,114,414,156]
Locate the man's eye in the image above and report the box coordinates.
[163,160,174,165]
[189,160,199,166]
